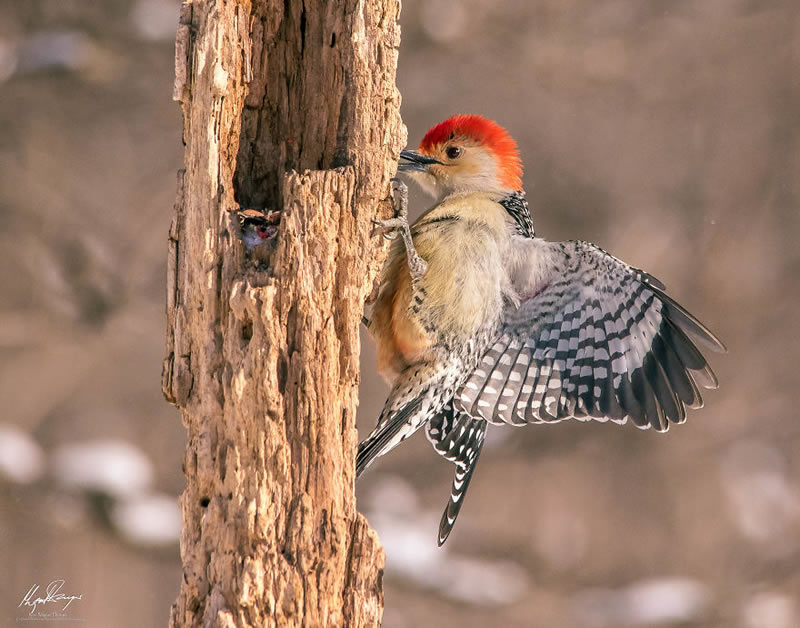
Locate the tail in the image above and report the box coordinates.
[427,407,488,545]
[357,357,463,478]
[356,397,425,478]
[438,441,484,546]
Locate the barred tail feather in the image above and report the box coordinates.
[431,412,488,545]
[356,398,424,478]
[438,442,484,546]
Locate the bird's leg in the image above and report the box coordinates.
[373,178,428,282]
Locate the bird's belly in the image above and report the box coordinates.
[370,258,433,381]
[370,218,509,380]
[390,268,432,363]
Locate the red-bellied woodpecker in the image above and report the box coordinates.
[359,114,726,545]
[236,208,280,250]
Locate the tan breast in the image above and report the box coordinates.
[369,193,515,381]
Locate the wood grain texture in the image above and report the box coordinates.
[163,1,405,625]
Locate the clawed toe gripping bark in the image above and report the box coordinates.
[372,178,428,282]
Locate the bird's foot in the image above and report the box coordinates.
[372,178,428,281]
[371,178,408,238]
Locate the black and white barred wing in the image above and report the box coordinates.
[455,241,726,431]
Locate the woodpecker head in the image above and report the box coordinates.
[398,114,522,199]
[236,208,280,250]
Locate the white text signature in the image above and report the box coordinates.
[18,580,83,615]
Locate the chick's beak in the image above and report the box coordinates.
[398,149,442,172]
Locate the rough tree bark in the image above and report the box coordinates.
[162,1,405,625]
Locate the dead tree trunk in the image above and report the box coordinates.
[162,1,404,625]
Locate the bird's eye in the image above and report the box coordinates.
[446,146,463,160]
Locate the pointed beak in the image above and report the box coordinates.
[398,149,442,172]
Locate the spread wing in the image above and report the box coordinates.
[455,240,726,431]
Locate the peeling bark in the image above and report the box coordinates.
[163,1,405,625]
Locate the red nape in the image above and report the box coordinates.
[418,114,523,190]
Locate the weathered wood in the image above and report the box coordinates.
[163,0,405,625]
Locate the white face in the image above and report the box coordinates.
[239,216,278,250]
[241,227,267,249]
[407,141,506,200]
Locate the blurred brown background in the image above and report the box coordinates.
[1,1,798,626]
